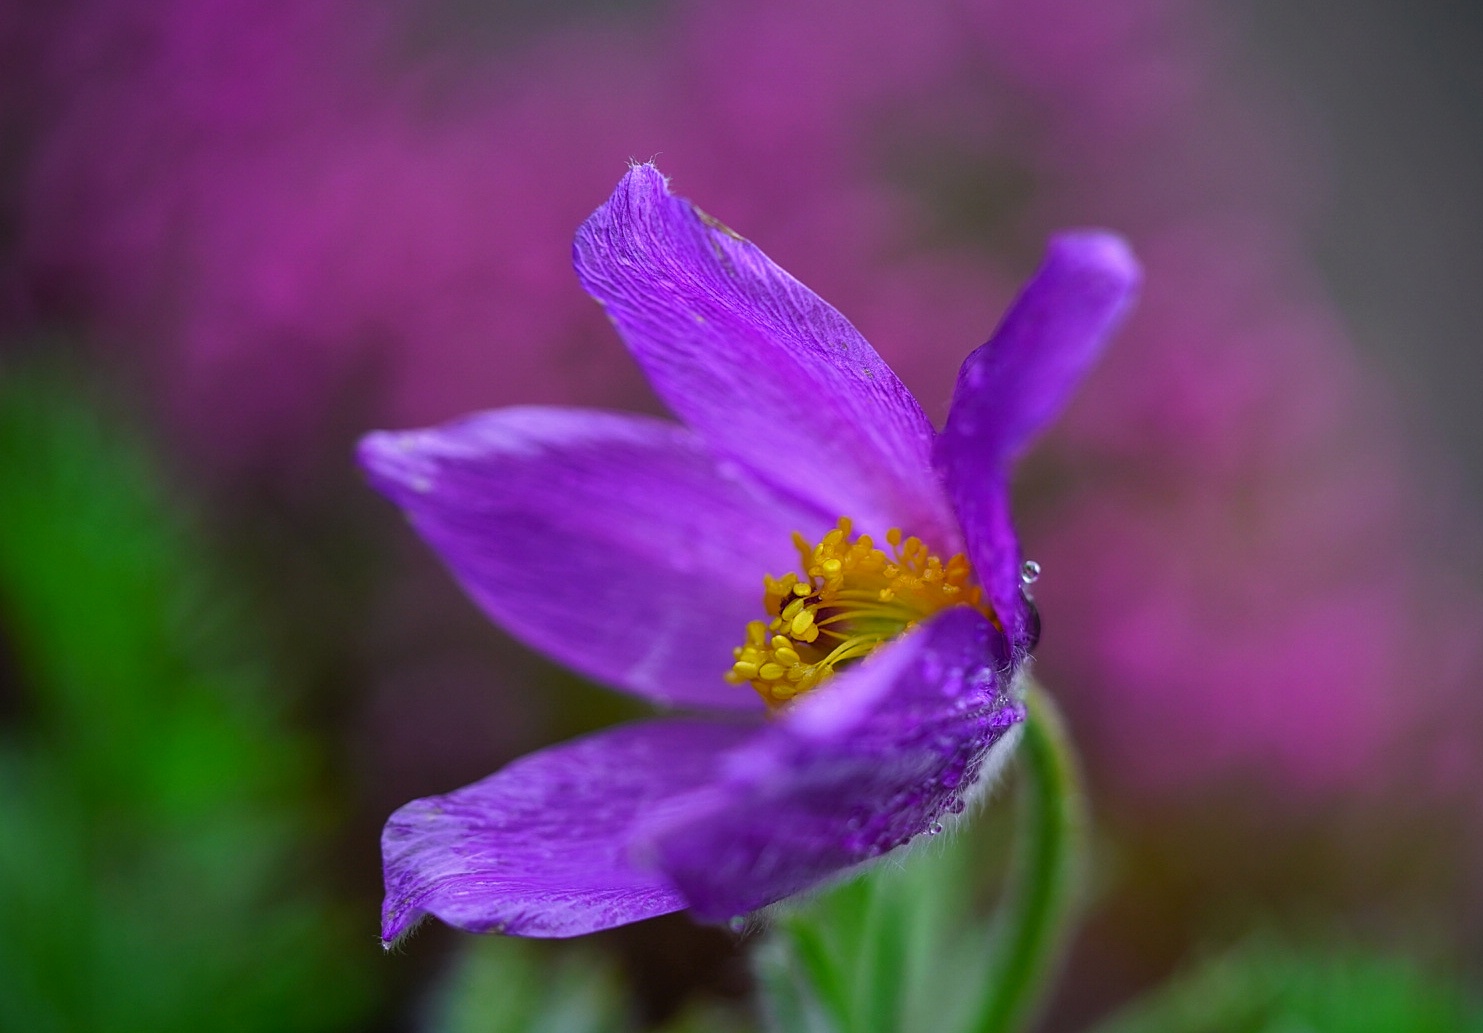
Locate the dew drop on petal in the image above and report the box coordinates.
[1020,559,1042,585]
[926,821,943,837]
[728,916,747,933]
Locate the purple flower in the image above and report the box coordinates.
[361,165,1138,940]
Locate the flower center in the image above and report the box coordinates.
[727,517,996,707]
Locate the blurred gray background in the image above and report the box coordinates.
[1241,0,1483,507]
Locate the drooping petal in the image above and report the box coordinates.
[635,607,1024,921]
[382,718,757,940]
[935,232,1140,649]
[361,407,829,711]
[574,163,960,549]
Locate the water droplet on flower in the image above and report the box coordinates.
[728,916,747,933]
[926,821,943,837]
[1020,559,1041,585]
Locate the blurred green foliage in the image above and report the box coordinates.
[0,367,372,1032]
[1088,938,1483,1033]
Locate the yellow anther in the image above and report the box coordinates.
[790,608,816,637]
[729,516,997,708]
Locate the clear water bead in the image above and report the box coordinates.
[1020,559,1042,585]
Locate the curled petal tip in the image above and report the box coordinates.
[614,160,668,201]
[935,228,1142,653]
[356,428,434,502]
[1044,230,1143,301]
[624,159,664,178]
[355,428,398,474]
[379,909,417,950]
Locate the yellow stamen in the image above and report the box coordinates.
[726,516,997,708]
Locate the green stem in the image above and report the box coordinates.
[965,682,1087,1033]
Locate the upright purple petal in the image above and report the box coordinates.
[935,233,1140,648]
[575,163,961,550]
[636,607,1024,921]
[381,719,755,941]
[361,407,829,711]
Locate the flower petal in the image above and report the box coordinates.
[935,232,1140,649]
[360,406,828,711]
[636,607,1024,921]
[574,163,959,549]
[381,718,755,941]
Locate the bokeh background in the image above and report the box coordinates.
[1,0,1480,1029]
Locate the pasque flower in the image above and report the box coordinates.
[363,165,1138,940]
